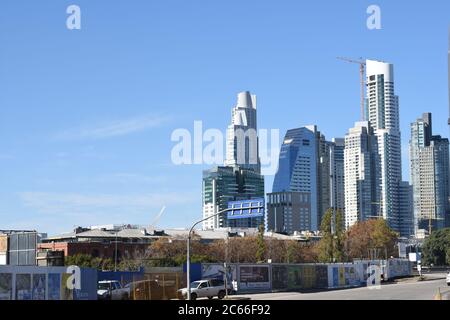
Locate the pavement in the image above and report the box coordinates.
[232,274,450,300]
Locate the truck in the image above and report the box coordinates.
[178,279,234,300]
[97,280,129,300]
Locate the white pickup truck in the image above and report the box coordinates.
[97,280,129,300]
[179,279,233,300]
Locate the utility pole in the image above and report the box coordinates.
[224,230,229,299]
[114,230,118,272]
[428,212,432,236]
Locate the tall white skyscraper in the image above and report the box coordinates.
[366,60,403,232]
[344,121,380,229]
[225,91,261,173]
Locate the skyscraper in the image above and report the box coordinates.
[409,113,450,234]
[225,91,261,174]
[330,138,345,214]
[202,91,265,230]
[448,29,450,128]
[366,60,403,232]
[344,121,380,229]
[398,181,414,237]
[272,126,319,231]
[317,133,332,225]
[202,166,265,230]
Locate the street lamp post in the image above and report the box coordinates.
[186,201,265,300]
[186,208,231,300]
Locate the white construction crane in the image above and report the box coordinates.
[337,57,366,121]
[148,206,166,231]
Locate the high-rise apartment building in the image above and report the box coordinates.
[409,113,450,234]
[344,121,381,229]
[225,91,261,174]
[202,166,265,230]
[366,60,403,232]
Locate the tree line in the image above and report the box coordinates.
[65,208,407,271]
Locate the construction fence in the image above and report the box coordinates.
[99,267,186,300]
[199,258,412,294]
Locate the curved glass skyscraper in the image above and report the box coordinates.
[272,126,319,231]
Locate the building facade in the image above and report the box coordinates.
[202,166,265,230]
[0,230,42,266]
[365,59,403,233]
[409,113,450,234]
[272,126,344,231]
[266,192,312,234]
[344,121,381,229]
[330,138,346,213]
[272,126,319,231]
[398,181,414,237]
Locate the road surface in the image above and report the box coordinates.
[234,274,449,300]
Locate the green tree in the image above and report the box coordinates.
[372,219,398,258]
[318,209,344,263]
[255,224,266,263]
[65,254,95,268]
[422,228,450,266]
[65,254,115,270]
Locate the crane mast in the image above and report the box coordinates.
[337,57,366,121]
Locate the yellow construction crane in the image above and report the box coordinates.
[337,57,366,121]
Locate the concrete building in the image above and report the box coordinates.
[266,192,312,234]
[39,226,158,261]
[0,230,44,266]
[202,166,265,230]
[409,113,450,234]
[272,126,319,231]
[344,121,381,229]
[366,59,403,233]
[225,91,261,174]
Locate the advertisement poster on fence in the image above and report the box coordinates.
[271,265,288,290]
[32,274,46,300]
[48,273,61,300]
[0,273,12,300]
[61,273,73,300]
[344,266,359,286]
[15,274,32,300]
[287,266,302,290]
[202,264,237,290]
[239,265,270,290]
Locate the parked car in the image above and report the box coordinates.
[446,272,450,286]
[178,279,234,300]
[97,280,129,300]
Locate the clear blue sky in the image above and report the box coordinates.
[0,0,449,235]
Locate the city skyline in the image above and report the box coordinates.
[1,1,450,235]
